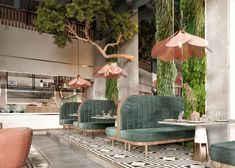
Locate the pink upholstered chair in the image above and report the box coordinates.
[0,127,33,168]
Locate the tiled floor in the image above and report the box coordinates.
[45,130,213,168]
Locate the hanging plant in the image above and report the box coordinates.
[155,0,177,96]
[105,36,119,104]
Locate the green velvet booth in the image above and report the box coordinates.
[209,141,235,167]
[105,95,194,157]
[59,102,81,126]
[78,100,116,131]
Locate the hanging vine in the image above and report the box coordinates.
[105,37,118,104]
[155,0,177,96]
[181,0,206,118]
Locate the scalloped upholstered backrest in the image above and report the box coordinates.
[119,95,184,130]
[79,100,116,123]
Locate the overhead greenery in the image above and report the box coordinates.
[34,0,138,61]
[155,0,177,96]
[181,0,206,118]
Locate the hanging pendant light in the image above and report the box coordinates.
[94,62,127,79]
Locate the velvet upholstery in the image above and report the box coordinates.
[120,126,194,142]
[106,95,194,143]
[59,102,80,125]
[0,127,33,168]
[120,96,184,130]
[79,122,115,130]
[209,141,235,166]
[79,100,116,129]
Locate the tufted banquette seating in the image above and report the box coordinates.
[105,95,195,157]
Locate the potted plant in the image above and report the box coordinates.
[183,83,200,121]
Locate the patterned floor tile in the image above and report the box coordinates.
[22,146,49,168]
[48,130,213,168]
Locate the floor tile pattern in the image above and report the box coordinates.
[22,146,49,168]
[48,130,213,168]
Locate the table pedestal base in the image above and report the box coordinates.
[193,143,208,161]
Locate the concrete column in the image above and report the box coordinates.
[229,0,235,140]
[206,0,235,144]
[118,13,139,100]
[86,13,139,100]
[85,40,106,100]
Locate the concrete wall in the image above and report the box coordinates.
[85,40,106,100]
[139,68,152,94]
[206,0,235,144]
[0,25,94,78]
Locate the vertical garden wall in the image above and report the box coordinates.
[181,0,206,117]
[154,0,206,117]
[155,0,177,96]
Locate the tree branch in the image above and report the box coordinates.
[83,22,109,58]
[108,54,134,61]
[67,21,134,61]
[65,24,88,43]
[103,34,122,53]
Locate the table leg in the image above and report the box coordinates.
[193,125,208,161]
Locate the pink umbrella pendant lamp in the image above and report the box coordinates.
[94,62,127,79]
[151,30,209,62]
[68,75,91,88]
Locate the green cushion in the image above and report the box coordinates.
[73,121,79,128]
[59,102,80,125]
[59,119,77,125]
[120,96,184,130]
[106,126,194,142]
[105,127,117,137]
[79,122,115,130]
[79,100,116,123]
[209,141,235,166]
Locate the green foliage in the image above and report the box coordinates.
[181,0,206,117]
[155,0,177,96]
[156,61,177,96]
[110,12,138,41]
[105,78,118,103]
[34,0,137,48]
[34,0,65,34]
[105,37,118,103]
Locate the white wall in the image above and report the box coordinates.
[0,113,62,129]
[0,25,94,78]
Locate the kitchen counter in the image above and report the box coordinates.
[24,106,59,113]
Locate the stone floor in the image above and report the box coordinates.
[32,134,104,168]
[22,145,50,168]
